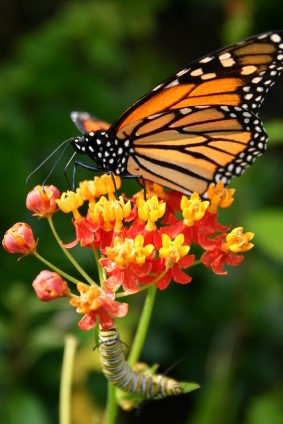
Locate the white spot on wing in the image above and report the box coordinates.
[180,107,192,114]
[165,80,179,88]
[190,68,203,76]
[201,72,217,80]
[270,33,281,43]
[199,56,213,63]
[176,68,188,77]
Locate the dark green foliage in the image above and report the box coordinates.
[1,1,283,423]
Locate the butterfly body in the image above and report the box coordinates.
[72,130,132,175]
[70,31,283,196]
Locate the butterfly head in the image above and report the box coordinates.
[71,134,91,153]
[71,131,106,155]
[71,131,116,170]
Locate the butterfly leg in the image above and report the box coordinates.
[70,160,120,198]
[106,171,120,199]
[122,174,147,200]
[70,160,102,191]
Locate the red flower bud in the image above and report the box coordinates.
[26,185,60,217]
[2,222,37,255]
[32,270,70,301]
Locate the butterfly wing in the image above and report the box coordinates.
[71,111,110,133]
[108,31,283,135]
[103,30,282,194]
[71,31,283,196]
[123,105,267,195]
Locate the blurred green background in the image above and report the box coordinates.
[1,0,283,423]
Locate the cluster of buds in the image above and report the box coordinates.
[2,177,254,331]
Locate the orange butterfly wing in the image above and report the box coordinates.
[108,31,283,134]
[71,31,283,196]
[71,111,110,132]
[124,105,267,195]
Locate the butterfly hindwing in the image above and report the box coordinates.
[125,105,267,195]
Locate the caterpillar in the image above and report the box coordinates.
[98,326,183,398]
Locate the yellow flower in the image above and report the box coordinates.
[79,179,98,202]
[88,196,131,231]
[79,174,121,202]
[69,283,101,314]
[105,235,154,267]
[136,181,168,201]
[225,227,254,253]
[137,196,166,231]
[181,193,209,226]
[207,182,235,214]
[159,234,190,268]
[56,189,84,220]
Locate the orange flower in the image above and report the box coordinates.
[56,189,84,220]
[2,223,37,256]
[224,227,254,253]
[26,185,60,217]
[181,193,209,227]
[33,270,70,301]
[105,235,154,267]
[88,196,131,231]
[79,174,121,201]
[207,182,235,214]
[70,283,128,331]
[70,283,101,314]
[137,196,166,231]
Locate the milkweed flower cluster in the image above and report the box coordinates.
[2,177,254,331]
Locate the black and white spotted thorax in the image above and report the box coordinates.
[72,130,134,175]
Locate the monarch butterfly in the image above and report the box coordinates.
[70,30,283,196]
[98,326,182,398]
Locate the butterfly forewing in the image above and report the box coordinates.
[110,31,283,133]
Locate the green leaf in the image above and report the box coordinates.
[179,381,201,394]
[245,209,283,263]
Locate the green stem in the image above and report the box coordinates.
[47,216,95,285]
[105,382,118,424]
[127,284,157,366]
[192,258,202,266]
[33,250,82,286]
[59,335,78,424]
[92,246,106,288]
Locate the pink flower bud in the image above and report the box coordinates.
[2,223,37,255]
[26,185,60,217]
[32,270,69,301]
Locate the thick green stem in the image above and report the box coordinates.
[104,382,118,424]
[127,284,157,366]
[59,335,78,424]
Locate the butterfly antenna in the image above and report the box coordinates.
[64,151,77,190]
[26,137,74,185]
